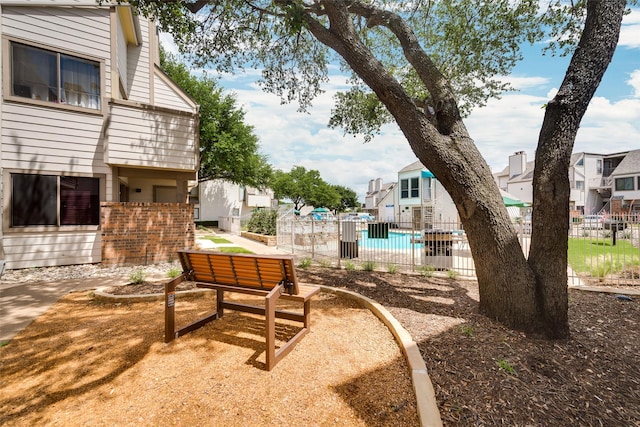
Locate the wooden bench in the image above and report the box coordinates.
[164,250,320,370]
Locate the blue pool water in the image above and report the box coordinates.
[358,230,423,250]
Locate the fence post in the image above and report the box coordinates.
[311,218,315,259]
[337,220,342,269]
[411,221,416,272]
[292,218,295,254]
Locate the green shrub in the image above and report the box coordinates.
[129,269,146,284]
[447,269,458,279]
[167,267,181,279]
[319,259,332,268]
[419,265,435,277]
[361,261,377,271]
[344,261,356,271]
[387,264,398,274]
[246,209,278,236]
[460,325,475,337]
[298,258,312,269]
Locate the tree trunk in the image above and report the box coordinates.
[528,0,626,338]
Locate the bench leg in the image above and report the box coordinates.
[164,274,186,343]
[265,284,283,371]
[216,288,225,318]
[303,300,312,329]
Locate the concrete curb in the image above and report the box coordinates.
[569,284,640,296]
[318,285,443,427]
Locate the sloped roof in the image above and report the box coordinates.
[569,153,583,167]
[493,164,510,177]
[365,182,396,197]
[611,149,640,176]
[398,159,424,173]
[508,161,535,183]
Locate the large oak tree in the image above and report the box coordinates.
[130,0,628,338]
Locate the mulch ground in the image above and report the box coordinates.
[295,267,640,426]
[0,289,419,426]
[2,265,639,426]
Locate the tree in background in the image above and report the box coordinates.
[332,185,359,212]
[160,50,272,188]
[271,166,343,211]
[134,1,628,338]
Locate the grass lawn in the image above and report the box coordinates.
[200,236,233,244]
[568,236,640,276]
[216,247,253,254]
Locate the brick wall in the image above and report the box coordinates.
[610,198,623,214]
[101,202,195,266]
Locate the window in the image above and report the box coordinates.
[423,177,432,200]
[11,174,100,227]
[400,179,409,199]
[410,177,419,198]
[60,176,100,225]
[575,180,585,190]
[615,177,634,191]
[401,177,420,199]
[10,42,101,110]
[596,159,602,174]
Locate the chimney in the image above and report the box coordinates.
[375,178,382,192]
[368,179,374,193]
[509,151,527,178]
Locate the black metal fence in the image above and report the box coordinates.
[276,213,640,287]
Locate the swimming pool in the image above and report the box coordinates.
[358,230,423,250]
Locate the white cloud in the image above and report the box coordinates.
[619,8,640,48]
[502,76,551,90]
[159,33,179,56]
[575,97,640,154]
[465,93,548,171]
[628,70,640,98]
[224,69,640,200]
[229,80,416,200]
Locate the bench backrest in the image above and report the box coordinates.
[178,250,299,295]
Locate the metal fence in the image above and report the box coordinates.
[276,213,640,287]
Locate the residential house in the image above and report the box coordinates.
[396,160,458,229]
[493,151,535,204]
[608,149,640,215]
[192,180,276,233]
[495,150,639,216]
[1,1,199,269]
[363,177,395,221]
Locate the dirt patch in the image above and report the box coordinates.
[0,291,418,426]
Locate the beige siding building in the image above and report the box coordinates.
[0,1,199,269]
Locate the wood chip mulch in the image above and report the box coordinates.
[2,265,639,426]
[0,279,419,427]
[295,267,640,426]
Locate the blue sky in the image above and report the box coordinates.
[161,8,640,202]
